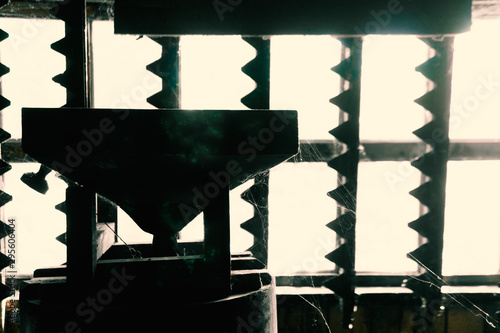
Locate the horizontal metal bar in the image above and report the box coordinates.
[5,139,500,164]
[2,139,34,162]
[114,0,471,36]
[288,140,344,163]
[276,273,500,287]
[0,1,114,20]
[0,1,485,26]
[363,141,500,162]
[361,141,427,161]
[291,140,500,163]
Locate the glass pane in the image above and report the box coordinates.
[356,161,420,273]
[0,18,65,138]
[443,161,500,275]
[3,163,67,275]
[179,179,254,255]
[268,162,337,275]
[360,36,428,141]
[271,36,341,141]
[92,21,161,108]
[449,20,500,140]
[180,35,254,109]
[116,209,153,245]
[179,36,256,246]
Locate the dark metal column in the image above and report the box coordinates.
[403,36,454,330]
[323,37,362,329]
[240,36,271,267]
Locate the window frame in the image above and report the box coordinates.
[0,1,498,289]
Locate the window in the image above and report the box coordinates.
[444,18,500,276]
[0,5,498,291]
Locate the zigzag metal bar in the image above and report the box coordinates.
[323,37,362,329]
[0,16,14,301]
[403,36,454,328]
[241,37,270,109]
[240,173,269,266]
[146,37,180,109]
[48,1,117,250]
[144,37,181,247]
[240,36,270,267]
[48,0,88,239]
[51,0,88,107]
[23,0,89,195]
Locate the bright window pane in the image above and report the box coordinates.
[360,36,428,141]
[356,161,420,273]
[0,18,65,138]
[450,20,500,140]
[268,36,343,275]
[179,179,254,255]
[269,162,337,275]
[180,35,254,109]
[271,36,341,141]
[4,164,67,275]
[92,21,161,109]
[443,161,500,275]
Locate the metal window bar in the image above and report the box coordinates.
[402,36,455,328]
[0,0,14,305]
[239,36,271,268]
[18,0,119,246]
[323,37,362,329]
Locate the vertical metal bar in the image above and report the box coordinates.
[240,36,271,267]
[51,0,89,107]
[334,43,350,274]
[404,36,454,329]
[0,1,14,305]
[324,37,362,329]
[22,0,94,207]
[203,185,231,297]
[147,37,181,109]
[145,37,181,249]
[66,186,96,299]
[87,16,95,109]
